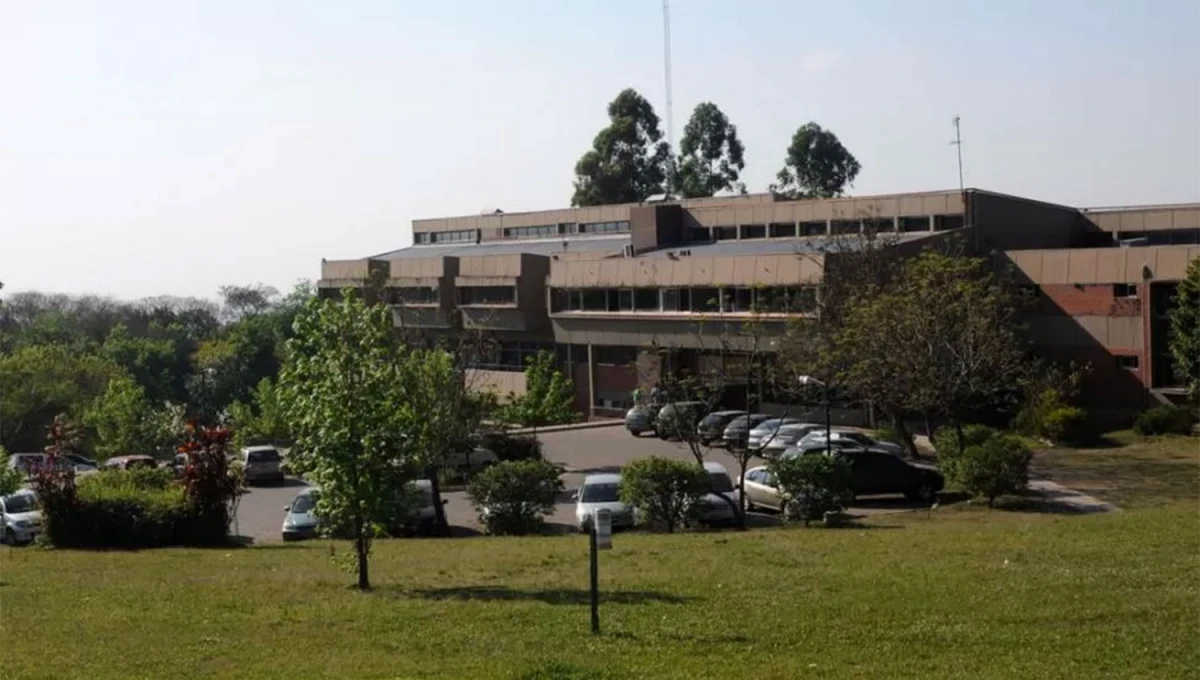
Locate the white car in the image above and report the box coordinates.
[281,480,439,541]
[796,430,905,456]
[692,461,740,525]
[1,490,42,545]
[573,473,636,533]
[746,418,810,451]
[759,423,825,457]
[239,446,285,485]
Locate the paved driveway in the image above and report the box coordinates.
[236,425,926,543]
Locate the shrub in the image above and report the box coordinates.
[1132,405,1197,436]
[480,432,543,462]
[1041,406,1090,445]
[468,459,563,536]
[0,445,22,496]
[948,434,1032,507]
[768,454,854,526]
[618,457,708,533]
[932,424,998,459]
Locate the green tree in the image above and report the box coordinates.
[100,324,181,405]
[1168,257,1200,404]
[571,89,671,206]
[945,434,1032,507]
[499,351,577,429]
[618,456,708,533]
[467,459,563,535]
[83,375,177,458]
[228,378,292,449]
[676,102,746,198]
[0,345,122,452]
[277,291,421,590]
[770,122,861,199]
[0,445,22,496]
[768,453,854,526]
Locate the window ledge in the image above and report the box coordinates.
[549,310,813,321]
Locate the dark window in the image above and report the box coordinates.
[551,288,570,312]
[1116,354,1139,370]
[934,214,965,231]
[691,287,720,312]
[1123,229,1200,245]
[690,226,712,242]
[459,286,516,305]
[607,289,622,312]
[899,216,930,232]
[724,288,753,312]
[769,222,797,238]
[581,289,608,311]
[792,287,818,313]
[414,232,431,244]
[490,341,556,370]
[430,229,475,243]
[390,287,439,305]
[593,345,638,365]
[579,221,630,234]
[864,218,893,234]
[1113,283,1138,299]
[618,289,634,312]
[504,225,558,239]
[713,226,738,241]
[662,288,691,312]
[741,224,766,239]
[799,221,827,236]
[830,220,860,235]
[633,288,659,311]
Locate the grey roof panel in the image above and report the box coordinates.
[374,235,629,260]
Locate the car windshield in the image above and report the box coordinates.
[581,483,620,503]
[290,493,317,513]
[248,450,280,463]
[700,414,727,426]
[707,472,734,493]
[14,456,44,472]
[3,494,37,513]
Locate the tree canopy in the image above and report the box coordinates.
[676,102,746,198]
[771,122,861,199]
[571,89,671,206]
[1168,257,1200,404]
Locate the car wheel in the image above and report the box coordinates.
[914,481,936,503]
[4,528,17,545]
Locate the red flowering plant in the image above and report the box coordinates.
[177,421,245,541]
[29,414,81,507]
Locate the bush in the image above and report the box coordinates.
[1132,405,1197,436]
[932,424,998,459]
[480,432,543,462]
[468,459,563,536]
[0,445,22,496]
[1041,406,1090,445]
[618,457,708,533]
[948,434,1032,507]
[768,454,854,526]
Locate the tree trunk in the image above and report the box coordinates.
[427,464,449,537]
[953,418,966,456]
[888,407,919,459]
[354,514,370,590]
[736,465,749,530]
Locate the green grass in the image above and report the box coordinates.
[1031,431,1200,508]
[2,503,1197,680]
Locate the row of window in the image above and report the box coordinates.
[579,221,630,234]
[687,216,961,243]
[389,287,439,305]
[458,286,516,306]
[550,286,819,314]
[1115,228,1200,246]
[502,221,631,239]
[414,229,476,244]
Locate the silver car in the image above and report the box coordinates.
[746,418,807,451]
[573,473,636,532]
[240,446,285,485]
[759,423,824,457]
[0,490,42,545]
[624,406,657,437]
[796,430,905,456]
[693,461,740,525]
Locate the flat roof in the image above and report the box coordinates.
[643,232,938,258]
[374,235,629,260]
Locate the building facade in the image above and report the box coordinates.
[319,189,1199,420]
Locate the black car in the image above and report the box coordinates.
[784,446,943,502]
[695,410,744,446]
[721,413,772,449]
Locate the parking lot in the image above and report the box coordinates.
[235,423,929,543]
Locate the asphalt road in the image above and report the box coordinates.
[235,424,926,544]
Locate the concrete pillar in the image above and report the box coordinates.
[587,343,596,417]
[825,219,832,235]
[892,216,900,233]
[928,215,936,232]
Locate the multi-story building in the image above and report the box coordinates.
[319,189,1199,421]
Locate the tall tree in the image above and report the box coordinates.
[571,89,670,206]
[218,284,279,322]
[676,102,746,198]
[278,291,421,590]
[0,345,122,452]
[83,375,177,457]
[771,122,861,199]
[499,351,577,431]
[1168,257,1200,404]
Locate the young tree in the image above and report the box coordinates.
[227,378,292,449]
[278,291,421,590]
[0,345,121,452]
[618,456,708,533]
[83,375,176,457]
[0,445,22,496]
[571,89,671,206]
[676,102,746,198]
[467,459,563,536]
[1168,257,1200,404]
[768,453,853,526]
[770,122,861,199]
[499,351,577,430]
[944,434,1032,507]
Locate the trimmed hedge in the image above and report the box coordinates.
[480,432,543,462]
[1133,405,1197,436]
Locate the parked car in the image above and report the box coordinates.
[9,452,96,477]
[573,473,636,533]
[695,410,743,446]
[759,423,825,458]
[102,455,160,471]
[796,430,905,456]
[63,453,98,470]
[239,446,285,485]
[746,418,808,451]
[624,405,657,437]
[722,414,773,449]
[742,466,783,512]
[655,401,707,440]
[0,490,42,546]
[281,480,440,541]
[779,448,944,503]
[692,461,741,525]
[446,446,499,474]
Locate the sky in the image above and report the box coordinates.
[2,0,1198,300]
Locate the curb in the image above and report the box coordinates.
[507,420,624,436]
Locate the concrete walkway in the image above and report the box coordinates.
[1026,479,1120,513]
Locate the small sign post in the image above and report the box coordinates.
[589,509,612,634]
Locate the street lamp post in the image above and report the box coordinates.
[797,376,831,448]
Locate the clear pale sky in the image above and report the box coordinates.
[2,0,1198,299]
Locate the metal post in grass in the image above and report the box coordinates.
[590,509,612,635]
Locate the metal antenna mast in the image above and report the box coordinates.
[663,0,674,196]
[951,115,964,192]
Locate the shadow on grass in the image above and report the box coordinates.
[398,585,695,605]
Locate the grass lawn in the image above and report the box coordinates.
[1031,431,1199,508]
[2,502,1197,680]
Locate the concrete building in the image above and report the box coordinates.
[319,189,1199,420]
